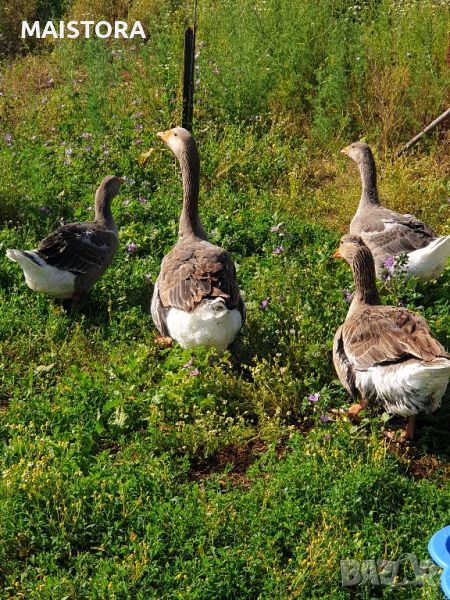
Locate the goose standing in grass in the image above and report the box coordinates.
[7,175,123,308]
[333,235,450,441]
[151,127,244,353]
[341,142,450,280]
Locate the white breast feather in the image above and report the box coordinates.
[166,298,242,353]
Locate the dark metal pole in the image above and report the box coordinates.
[182,1,197,132]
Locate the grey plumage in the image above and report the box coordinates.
[341,141,450,280]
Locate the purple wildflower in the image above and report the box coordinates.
[84,145,92,153]
[259,298,270,310]
[122,199,131,207]
[272,245,284,256]
[127,242,137,253]
[135,123,143,130]
[182,358,193,370]
[320,414,331,424]
[138,197,147,204]
[101,144,109,155]
[123,177,135,186]
[384,256,395,270]
[189,368,200,377]
[81,132,92,139]
[270,223,284,234]
[308,392,320,403]
[342,289,353,304]
[134,139,143,145]
[63,159,71,166]
[64,147,73,157]
[323,434,331,440]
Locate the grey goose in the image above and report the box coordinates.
[151,127,244,353]
[341,141,450,280]
[7,175,123,307]
[333,235,450,441]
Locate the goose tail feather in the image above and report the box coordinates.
[406,236,450,280]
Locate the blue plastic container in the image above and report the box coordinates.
[428,525,450,599]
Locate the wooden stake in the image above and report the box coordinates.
[182,1,197,132]
[397,108,450,156]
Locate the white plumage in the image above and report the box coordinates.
[355,359,450,417]
[404,236,450,280]
[6,249,75,299]
[165,299,242,354]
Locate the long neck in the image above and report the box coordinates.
[347,247,381,318]
[357,151,379,208]
[94,187,116,231]
[177,144,206,239]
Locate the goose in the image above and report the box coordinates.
[7,175,123,307]
[341,142,450,280]
[151,127,244,353]
[333,234,450,441]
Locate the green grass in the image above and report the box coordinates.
[0,0,450,597]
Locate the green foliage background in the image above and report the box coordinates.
[0,0,449,597]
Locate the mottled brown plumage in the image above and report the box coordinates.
[151,127,244,348]
[333,235,450,440]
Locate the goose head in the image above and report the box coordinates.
[333,234,369,263]
[340,141,373,165]
[96,175,125,199]
[156,127,197,159]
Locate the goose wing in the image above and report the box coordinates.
[361,209,436,258]
[333,325,358,399]
[342,306,446,370]
[156,240,244,316]
[37,223,118,274]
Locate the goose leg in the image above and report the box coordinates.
[347,399,368,422]
[384,415,416,443]
[403,415,416,441]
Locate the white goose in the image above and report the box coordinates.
[333,235,450,441]
[151,127,245,353]
[7,176,123,307]
[341,142,450,280]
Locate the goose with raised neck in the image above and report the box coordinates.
[341,141,450,281]
[333,234,450,441]
[6,175,123,308]
[151,127,244,353]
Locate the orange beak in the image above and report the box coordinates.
[340,146,351,156]
[332,248,342,259]
[156,130,172,143]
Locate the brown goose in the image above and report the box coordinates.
[151,127,244,353]
[333,235,450,441]
[341,142,450,280]
[7,176,123,306]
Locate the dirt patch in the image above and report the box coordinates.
[408,454,450,481]
[189,440,272,486]
[390,443,450,481]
